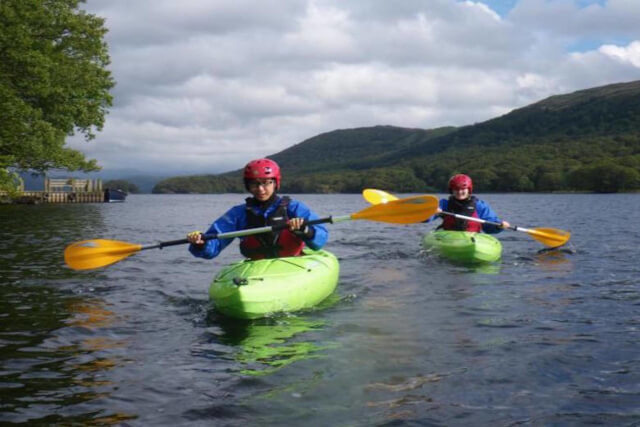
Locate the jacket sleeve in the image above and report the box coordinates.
[475,199,503,234]
[288,199,329,250]
[188,205,246,259]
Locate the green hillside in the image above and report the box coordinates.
[269,125,456,175]
[154,80,640,194]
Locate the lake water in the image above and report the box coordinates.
[1,193,639,426]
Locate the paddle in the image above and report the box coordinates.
[362,188,571,248]
[363,188,400,204]
[65,194,440,271]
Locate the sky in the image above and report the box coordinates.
[68,0,640,177]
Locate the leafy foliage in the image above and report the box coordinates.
[153,175,244,194]
[0,168,21,195]
[0,0,114,191]
[153,81,640,194]
[567,161,640,193]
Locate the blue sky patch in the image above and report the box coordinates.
[479,0,607,17]
[569,36,632,53]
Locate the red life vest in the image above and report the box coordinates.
[239,196,305,260]
[441,196,482,232]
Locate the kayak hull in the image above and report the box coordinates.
[209,249,339,319]
[422,231,502,263]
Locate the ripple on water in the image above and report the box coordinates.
[2,194,640,425]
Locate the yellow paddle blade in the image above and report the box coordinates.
[351,195,439,224]
[527,228,571,247]
[362,188,399,205]
[64,239,143,270]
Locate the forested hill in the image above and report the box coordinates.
[154,80,640,194]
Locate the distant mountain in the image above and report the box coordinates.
[154,80,640,194]
[387,80,640,159]
[113,175,166,193]
[267,125,456,175]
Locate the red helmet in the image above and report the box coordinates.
[243,158,281,189]
[448,174,473,193]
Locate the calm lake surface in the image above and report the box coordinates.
[1,193,639,426]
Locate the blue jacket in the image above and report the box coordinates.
[428,197,505,234]
[189,196,329,259]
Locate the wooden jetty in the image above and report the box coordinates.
[1,178,108,204]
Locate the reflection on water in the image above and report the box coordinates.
[209,313,336,376]
[0,204,107,284]
[0,204,137,424]
[2,194,640,425]
[0,285,135,424]
[65,298,129,377]
[419,250,502,275]
[534,247,575,270]
[365,371,454,393]
[66,299,117,329]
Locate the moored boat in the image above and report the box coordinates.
[422,230,502,264]
[209,249,339,319]
[104,188,127,203]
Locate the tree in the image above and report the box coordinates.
[0,0,114,191]
[568,162,640,193]
[104,179,139,194]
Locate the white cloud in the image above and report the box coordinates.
[68,0,640,176]
[510,0,639,39]
[599,41,640,67]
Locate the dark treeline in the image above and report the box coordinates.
[104,179,139,193]
[153,80,640,194]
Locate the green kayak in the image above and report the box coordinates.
[422,230,502,263]
[209,249,339,319]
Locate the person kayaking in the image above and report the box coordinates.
[431,174,510,233]
[187,158,328,260]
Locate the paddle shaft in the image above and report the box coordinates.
[439,211,533,232]
[141,215,350,251]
